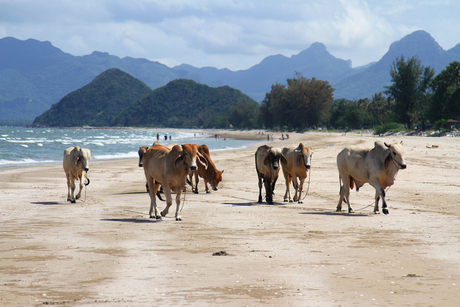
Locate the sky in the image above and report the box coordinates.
[0,0,459,71]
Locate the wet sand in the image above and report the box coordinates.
[1,131,459,306]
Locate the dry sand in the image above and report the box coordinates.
[1,131,460,306]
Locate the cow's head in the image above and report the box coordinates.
[210,169,224,191]
[384,142,406,170]
[263,148,288,170]
[73,146,91,173]
[138,146,148,167]
[175,144,208,172]
[295,143,313,170]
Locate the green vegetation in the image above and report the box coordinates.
[32,68,152,127]
[31,58,460,134]
[260,73,334,130]
[112,79,259,128]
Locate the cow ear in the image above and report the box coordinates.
[384,153,391,169]
[263,155,270,165]
[197,151,208,170]
[281,155,288,165]
[75,155,81,167]
[174,153,185,168]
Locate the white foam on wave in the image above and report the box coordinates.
[92,151,138,160]
[0,158,58,167]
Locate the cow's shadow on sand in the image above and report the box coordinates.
[300,210,370,217]
[222,201,286,207]
[31,201,63,205]
[101,218,160,224]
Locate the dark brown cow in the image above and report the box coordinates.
[255,145,287,204]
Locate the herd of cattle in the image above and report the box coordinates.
[62,139,406,220]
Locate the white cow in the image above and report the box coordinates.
[63,146,91,203]
[336,141,406,214]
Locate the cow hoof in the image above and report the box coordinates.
[382,208,389,215]
[298,201,303,204]
[176,217,182,221]
[194,191,199,194]
[206,191,211,194]
[70,199,76,203]
[348,209,354,213]
[160,212,166,217]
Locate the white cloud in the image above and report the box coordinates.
[0,0,459,70]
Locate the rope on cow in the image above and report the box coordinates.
[352,185,393,212]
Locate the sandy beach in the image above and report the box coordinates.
[1,130,460,306]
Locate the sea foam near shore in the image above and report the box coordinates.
[0,127,259,167]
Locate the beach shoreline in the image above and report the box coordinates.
[1,130,459,306]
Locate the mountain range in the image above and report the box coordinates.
[1,30,459,123]
[32,68,258,129]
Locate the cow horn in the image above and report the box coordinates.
[384,142,391,148]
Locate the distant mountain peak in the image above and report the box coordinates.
[388,29,443,54]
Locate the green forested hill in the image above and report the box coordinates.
[32,68,152,127]
[112,79,258,128]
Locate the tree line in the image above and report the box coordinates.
[229,58,460,133]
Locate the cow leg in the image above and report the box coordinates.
[148,180,161,219]
[373,190,380,214]
[257,171,263,203]
[297,178,305,204]
[160,183,173,218]
[193,172,199,194]
[205,181,210,193]
[337,176,353,213]
[369,179,388,214]
[292,177,299,201]
[174,191,182,221]
[75,174,84,200]
[272,175,278,196]
[66,174,72,202]
[264,176,273,204]
[283,172,292,202]
[70,176,77,203]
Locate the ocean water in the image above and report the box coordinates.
[0,127,259,167]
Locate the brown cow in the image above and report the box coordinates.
[255,145,287,204]
[281,143,312,203]
[189,144,223,194]
[142,144,208,220]
[336,141,406,214]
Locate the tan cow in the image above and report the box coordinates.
[142,144,208,220]
[336,141,406,214]
[189,144,223,194]
[281,143,312,203]
[255,145,287,204]
[63,146,91,203]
